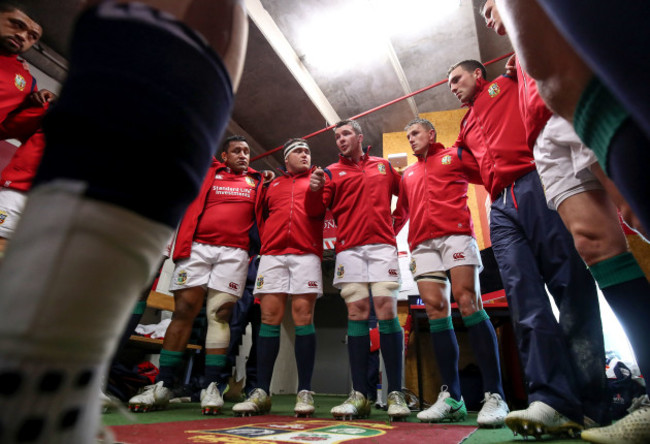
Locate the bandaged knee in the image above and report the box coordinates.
[415,271,448,284]
[36,2,235,228]
[206,290,238,349]
[340,282,370,303]
[370,281,400,298]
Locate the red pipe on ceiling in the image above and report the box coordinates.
[250,51,514,162]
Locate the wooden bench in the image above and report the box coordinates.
[127,290,203,384]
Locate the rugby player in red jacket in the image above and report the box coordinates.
[448,59,609,437]
[395,118,509,427]
[0,101,48,257]
[306,119,410,421]
[233,138,324,417]
[0,3,40,122]
[129,135,264,415]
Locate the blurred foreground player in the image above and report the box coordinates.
[0,1,248,443]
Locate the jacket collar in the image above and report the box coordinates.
[415,142,446,161]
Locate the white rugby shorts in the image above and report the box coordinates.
[170,241,248,297]
[254,253,323,296]
[0,188,27,239]
[333,243,400,288]
[534,114,603,210]
[410,235,482,277]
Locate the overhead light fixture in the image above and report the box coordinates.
[297,0,461,74]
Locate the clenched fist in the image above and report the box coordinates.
[310,167,325,191]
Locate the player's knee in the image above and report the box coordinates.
[340,283,370,303]
[206,290,237,348]
[37,2,235,227]
[207,290,238,323]
[370,281,399,298]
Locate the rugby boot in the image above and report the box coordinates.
[477,392,509,428]
[331,390,371,420]
[294,390,316,417]
[417,387,467,423]
[232,388,272,417]
[581,394,650,443]
[387,391,411,421]
[200,382,229,415]
[128,381,171,412]
[505,401,582,439]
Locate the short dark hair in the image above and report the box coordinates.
[334,119,362,135]
[220,135,247,155]
[405,118,437,142]
[447,59,487,80]
[0,1,40,24]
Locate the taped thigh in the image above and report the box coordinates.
[370,281,400,298]
[205,290,238,349]
[340,282,370,303]
[414,271,449,284]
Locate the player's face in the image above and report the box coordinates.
[285,147,311,174]
[448,66,481,104]
[0,9,41,55]
[406,124,435,156]
[482,0,506,36]
[334,125,363,158]
[222,141,250,173]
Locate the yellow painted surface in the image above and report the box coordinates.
[382,107,491,248]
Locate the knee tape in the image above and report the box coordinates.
[415,271,448,283]
[205,290,238,349]
[370,281,400,298]
[37,2,234,227]
[340,283,370,303]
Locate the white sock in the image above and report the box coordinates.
[0,180,172,443]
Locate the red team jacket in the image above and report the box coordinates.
[173,158,261,261]
[305,153,401,254]
[453,75,536,200]
[395,143,482,251]
[0,104,48,191]
[514,57,553,149]
[256,166,324,258]
[0,54,36,123]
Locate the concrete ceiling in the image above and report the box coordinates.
[21,0,512,171]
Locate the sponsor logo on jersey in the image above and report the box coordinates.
[245,176,256,187]
[0,211,7,225]
[229,282,240,291]
[339,171,347,176]
[409,257,416,274]
[453,252,465,260]
[14,74,26,91]
[441,155,452,165]
[336,264,345,278]
[378,164,386,175]
[388,268,398,277]
[256,276,264,289]
[308,281,318,288]
[176,270,188,285]
[488,82,501,98]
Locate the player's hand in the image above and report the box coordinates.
[29,89,57,107]
[310,167,325,191]
[505,54,517,78]
[261,170,275,183]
